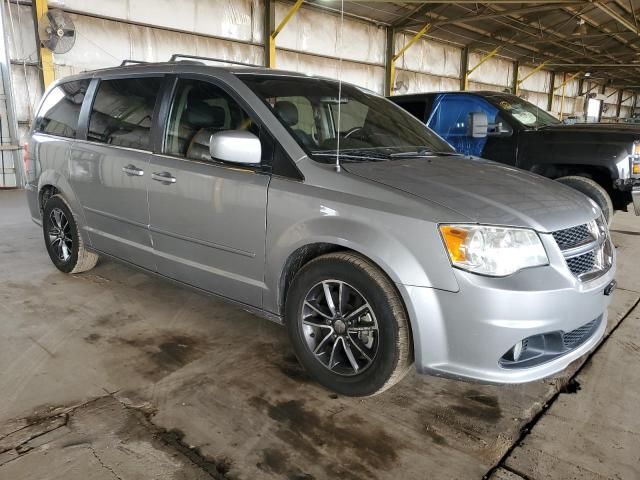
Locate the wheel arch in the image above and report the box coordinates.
[275,241,421,359]
[37,170,91,245]
[530,163,615,190]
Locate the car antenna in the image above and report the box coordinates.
[335,0,344,173]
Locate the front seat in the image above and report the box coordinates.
[273,101,315,149]
[185,105,227,161]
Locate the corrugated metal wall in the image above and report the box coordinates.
[394,33,461,93]
[467,54,513,92]
[4,0,638,147]
[517,65,553,110]
[6,1,41,144]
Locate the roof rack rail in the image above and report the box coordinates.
[120,59,151,66]
[169,54,262,68]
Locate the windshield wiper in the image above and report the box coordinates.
[389,149,462,158]
[311,150,390,161]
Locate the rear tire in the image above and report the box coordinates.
[285,252,413,397]
[43,195,98,274]
[556,176,614,226]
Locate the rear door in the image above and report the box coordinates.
[69,76,163,270]
[147,75,270,306]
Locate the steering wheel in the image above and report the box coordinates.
[343,127,364,139]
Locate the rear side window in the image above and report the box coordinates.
[393,99,427,122]
[34,79,90,138]
[88,77,162,150]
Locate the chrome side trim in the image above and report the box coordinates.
[83,225,155,254]
[72,137,152,155]
[152,247,265,289]
[83,206,148,229]
[149,226,255,258]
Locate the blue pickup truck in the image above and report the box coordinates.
[391,91,640,223]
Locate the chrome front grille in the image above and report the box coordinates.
[552,218,613,281]
[566,251,596,277]
[551,224,592,249]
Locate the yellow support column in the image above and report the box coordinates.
[515,62,547,95]
[463,47,501,90]
[388,23,431,95]
[34,0,54,88]
[553,71,582,92]
[553,71,582,119]
[268,0,304,69]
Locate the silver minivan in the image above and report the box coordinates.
[24,60,616,396]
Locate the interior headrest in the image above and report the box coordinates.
[185,102,226,129]
[274,101,298,126]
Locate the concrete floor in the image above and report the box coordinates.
[0,188,638,480]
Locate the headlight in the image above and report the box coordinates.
[439,224,549,276]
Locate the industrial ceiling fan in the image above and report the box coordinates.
[38,9,76,54]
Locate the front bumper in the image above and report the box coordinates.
[400,240,616,384]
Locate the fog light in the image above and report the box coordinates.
[512,340,524,361]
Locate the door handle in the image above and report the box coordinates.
[151,171,177,184]
[122,164,144,176]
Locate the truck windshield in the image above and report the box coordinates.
[485,93,561,129]
[239,74,454,162]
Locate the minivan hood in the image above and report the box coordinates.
[343,156,600,233]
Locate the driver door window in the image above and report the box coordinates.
[164,79,262,163]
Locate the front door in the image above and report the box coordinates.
[147,77,270,306]
[69,76,163,270]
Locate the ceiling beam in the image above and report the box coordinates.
[405,3,582,28]
[384,0,585,3]
[594,2,639,36]
[390,3,434,28]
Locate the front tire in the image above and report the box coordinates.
[556,176,614,226]
[43,195,98,274]
[285,252,413,397]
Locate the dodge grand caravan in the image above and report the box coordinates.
[24,59,616,396]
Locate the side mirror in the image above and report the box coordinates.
[209,130,261,165]
[467,112,488,138]
[487,121,513,137]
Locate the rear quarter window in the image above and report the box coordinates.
[33,79,90,138]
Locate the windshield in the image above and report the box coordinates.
[485,93,561,128]
[239,74,454,162]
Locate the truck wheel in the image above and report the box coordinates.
[285,252,413,397]
[43,195,98,274]
[556,176,614,226]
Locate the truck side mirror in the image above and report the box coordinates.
[468,112,488,138]
[487,121,513,137]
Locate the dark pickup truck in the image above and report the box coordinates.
[391,91,640,223]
